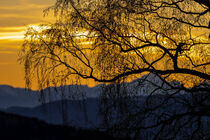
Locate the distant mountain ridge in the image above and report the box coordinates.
[0,84,102,109]
[0,74,209,139]
[0,73,208,109]
[0,85,40,109]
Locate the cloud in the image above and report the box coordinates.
[0,30,25,38]
[0,0,53,7]
[0,0,21,6]
[0,18,32,27]
[0,42,21,54]
[0,0,55,27]
[0,26,26,32]
[23,0,54,5]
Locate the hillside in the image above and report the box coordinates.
[0,110,122,140]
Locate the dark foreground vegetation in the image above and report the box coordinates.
[0,111,122,140]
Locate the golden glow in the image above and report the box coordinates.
[0,0,209,89]
[0,35,24,40]
[0,51,16,54]
[0,24,52,41]
[0,24,54,88]
[0,26,26,31]
[0,27,25,40]
[28,25,51,32]
[0,0,55,88]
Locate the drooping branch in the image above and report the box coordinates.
[194,0,210,8]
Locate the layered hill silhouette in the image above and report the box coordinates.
[0,110,122,140]
[0,74,209,139]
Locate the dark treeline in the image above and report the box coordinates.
[0,111,124,140]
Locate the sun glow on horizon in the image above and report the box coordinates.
[0,29,25,41]
[0,22,209,89]
[0,24,50,41]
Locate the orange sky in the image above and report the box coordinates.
[0,0,55,88]
[0,0,209,89]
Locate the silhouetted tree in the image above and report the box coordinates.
[19,0,210,139]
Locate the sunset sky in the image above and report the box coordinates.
[0,0,209,89]
[0,0,55,88]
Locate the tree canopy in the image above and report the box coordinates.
[20,0,209,90]
[19,0,210,139]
